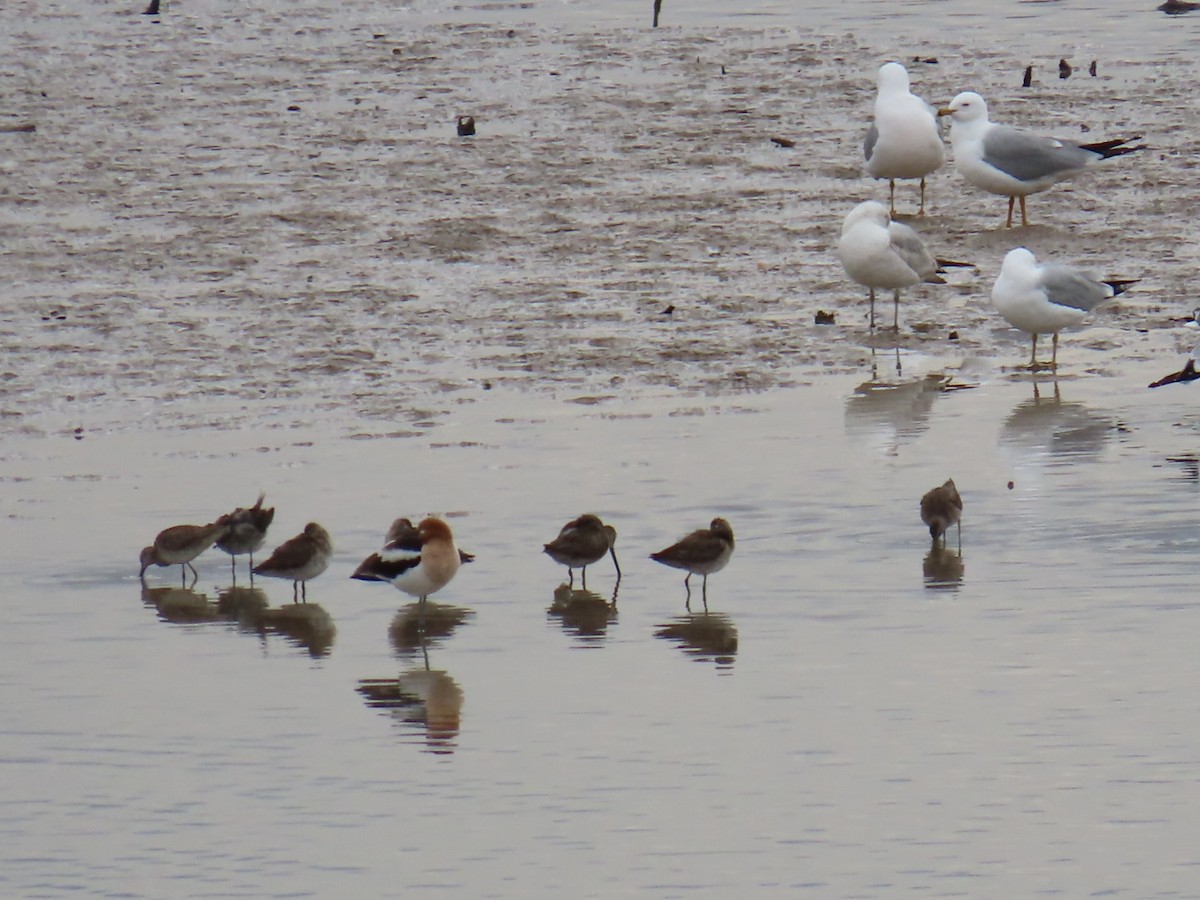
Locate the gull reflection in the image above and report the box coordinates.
[389,601,474,657]
[845,369,960,452]
[258,603,336,658]
[1000,377,1116,462]
[654,611,738,671]
[358,637,463,754]
[547,583,619,645]
[923,545,965,591]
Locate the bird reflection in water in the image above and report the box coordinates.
[141,584,220,624]
[358,635,464,754]
[923,545,965,591]
[257,603,336,658]
[216,585,269,629]
[654,612,738,671]
[547,582,619,645]
[1000,375,1117,462]
[845,369,971,453]
[389,601,474,657]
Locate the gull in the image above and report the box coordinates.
[543,514,621,589]
[650,518,735,610]
[252,523,333,602]
[837,200,946,331]
[991,247,1136,369]
[920,479,963,548]
[863,62,944,216]
[938,91,1144,227]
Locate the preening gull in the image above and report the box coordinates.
[837,200,945,331]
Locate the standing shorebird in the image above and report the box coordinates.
[351,516,462,625]
[650,517,735,609]
[139,521,229,586]
[252,522,332,602]
[863,62,944,216]
[920,479,963,548]
[991,247,1136,370]
[938,91,1144,227]
[543,514,621,589]
[215,493,275,579]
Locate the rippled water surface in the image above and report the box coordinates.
[6,1,1200,896]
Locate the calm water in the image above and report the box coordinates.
[5,0,1200,896]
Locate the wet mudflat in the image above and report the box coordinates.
[5,0,1200,896]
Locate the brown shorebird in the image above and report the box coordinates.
[140,522,228,585]
[215,493,275,579]
[252,523,332,602]
[650,517,735,609]
[920,479,963,547]
[543,514,620,589]
[352,517,463,624]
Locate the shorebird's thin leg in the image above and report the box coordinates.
[1006,196,1016,229]
[1019,195,1028,227]
[683,573,692,611]
[701,575,709,612]
[869,288,876,332]
[888,179,897,217]
[291,581,299,604]
[892,289,900,331]
[567,568,575,588]
[957,520,963,553]
[302,581,308,603]
[918,177,927,216]
[610,548,621,579]
[1029,333,1038,369]
[581,566,588,591]
[418,595,427,630]
[1051,332,1060,370]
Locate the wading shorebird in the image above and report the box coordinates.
[543,514,621,589]
[920,479,963,548]
[351,516,462,625]
[991,247,1136,370]
[863,62,945,216]
[938,91,1144,227]
[252,522,332,602]
[650,517,735,609]
[139,521,228,586]
[215,493,275,579]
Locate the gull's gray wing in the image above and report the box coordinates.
[888,221,941,282]
[864,122,878,162]
[1039,264,1112,312]
[981,125,1095,182]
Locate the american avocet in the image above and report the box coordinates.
[650,517,735,609]
[139,521,228,585]
[351,516,462,624]
[864,62,944,216]
[543,514,620,589]
[252,522,332,602]
[382,517,476,565]
[937,91,1144,227]
[992,247,1136,369]
[215,493,275,579]
[1149,309,1200,388]
[920,478,963,547]
[837,201,947,331]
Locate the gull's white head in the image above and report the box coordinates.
[877,62,910,93]
[841,200,890,235]
[1000,247,1039,278]
[938,91,988,124]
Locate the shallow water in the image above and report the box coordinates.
[6,0,1200,896]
